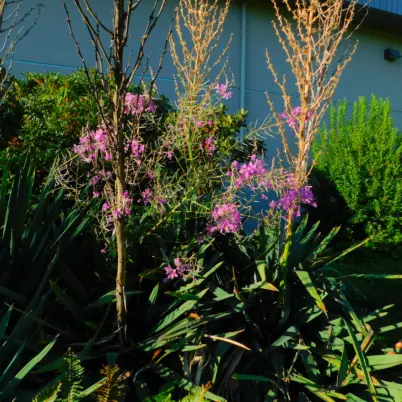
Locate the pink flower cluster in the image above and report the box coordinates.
[102,191,133,220]
[270,185,316,217]
[216,83,232,100]
[279,106,314,131]
[138,188,167,214]
[194,119,213,128]
[208,203,241,235]
[140,188,153,205]
[72,128,111,162]
[124,93,157,116]
[200,135,216,157]
[229,155,270,190]
[164,258,190,281]
[131,139,146,165]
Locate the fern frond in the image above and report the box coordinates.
[32,381,62,402]
[59,348,84,402]
[95,365,126,402]
[181,383,210,402]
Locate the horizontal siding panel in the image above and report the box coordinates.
[358,0,402,15]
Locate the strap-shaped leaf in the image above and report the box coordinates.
[296,270,327,313]
[344,319,377,401]
[155,288,208,332]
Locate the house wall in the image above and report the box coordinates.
[10,0,402,156]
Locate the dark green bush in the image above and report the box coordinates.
[313,96,402,245]
[0,70,100,171]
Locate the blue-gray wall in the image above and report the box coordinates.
[9,0,402,151]
[358,0,402,15]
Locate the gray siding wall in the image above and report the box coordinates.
[358,0,402,15]
[10,0,402,156]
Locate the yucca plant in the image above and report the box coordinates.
[134,218,402,401]
[0,161,92,399]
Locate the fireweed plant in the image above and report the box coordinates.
[63,0,319,285]
[61,0,320,333]
[266,0,361,296]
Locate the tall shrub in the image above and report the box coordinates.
[0,71,100,171]
[313,96,402,244]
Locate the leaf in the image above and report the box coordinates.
[325,238,371,266]
[367,354,402,371]
[291,374,346,401]
[296,270,327,313]
[347,274,402,280]
[175,262,223,294]
[312,226,340,258]
[337,345,349,387]
[232,374,275,383]
[242,280,279,292]
[32,382,63,402]
[155,288,208,332]
[89,290,144,308]
[204,335,251,351]
[50,282,96,330]
[79,377,107,397]
[344,319,377,401]
[149,283,159,305]
[153,364,226,402]
[0,306,12,338]
[182,344,206,352]
[2,337,57,398]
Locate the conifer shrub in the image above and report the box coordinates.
[313,96,402,245]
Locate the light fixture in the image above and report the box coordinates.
[384,48,401,61]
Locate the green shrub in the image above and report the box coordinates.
[313,96,402,245]
[0,70,100,172]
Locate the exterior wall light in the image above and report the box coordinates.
[384,48,401,61]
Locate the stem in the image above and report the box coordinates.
[115,213,127,331]
[280,213,293,301]
[113,0,127,335]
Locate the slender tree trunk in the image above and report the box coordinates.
[113,0,127,334]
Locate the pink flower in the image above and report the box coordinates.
[163,258,190,281]
[112,208,123,219]
[216,83,232,100]
[273,185,317,217]
[93,191,100,198]
[200,135,216,157]
[131,139,146,159]
[102,202,110,211]
[231,155,269,190]
[279,106,314,132]
[91,175,100,185]
[208,203,241,235]
[73,128,111,163]
[121,191,133,215]
[141,188,153,205]
[124,92,157,116]
[164,265,178,280]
